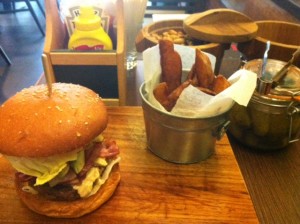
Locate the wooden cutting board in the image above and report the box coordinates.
[183,9,258,43]
[0,107,258,223]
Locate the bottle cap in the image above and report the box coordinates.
[75,6,102,31]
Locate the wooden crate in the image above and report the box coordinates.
[42,0,126,106]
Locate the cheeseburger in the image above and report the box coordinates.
[0,83,121,218]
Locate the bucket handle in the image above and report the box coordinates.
[287,102,300,143]
[215,120,231,140]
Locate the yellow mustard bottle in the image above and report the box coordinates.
[68,6,113,50]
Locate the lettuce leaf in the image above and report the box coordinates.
[5,150,80,186]
[70,150,85,174]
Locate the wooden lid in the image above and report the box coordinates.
[183,9,258,43]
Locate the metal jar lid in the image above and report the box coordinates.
[243,59,300,104]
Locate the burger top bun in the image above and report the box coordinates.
[0,83,108,157]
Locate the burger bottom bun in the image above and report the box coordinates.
[15,165,120,218]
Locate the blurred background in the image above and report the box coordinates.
[0,0,299,104]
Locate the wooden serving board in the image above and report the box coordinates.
[183,9,258,43]
[0,107,258,223]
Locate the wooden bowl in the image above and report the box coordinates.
[135,20,226,73]
[238,20,300,67]
[135,19,222,53]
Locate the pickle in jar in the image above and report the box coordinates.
[249,106,270,137]
[229,104,251,128]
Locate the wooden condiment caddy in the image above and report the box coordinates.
[42,0,126,106]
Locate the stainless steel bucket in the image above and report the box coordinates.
[140,82,231,164]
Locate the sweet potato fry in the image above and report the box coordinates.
[166,80,191,111]
[153,80,191,111]
[159,40,182,94]
[196,87,216,96]
[194,49,214,88]
[153,82,170,109]
[186,64,198,86]
[211,75,231,94]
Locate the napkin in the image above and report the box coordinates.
[143,44,257,118]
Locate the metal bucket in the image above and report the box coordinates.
[140,83,231,164]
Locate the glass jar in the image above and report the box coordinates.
[228,59,300,150]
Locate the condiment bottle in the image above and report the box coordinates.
[68,5,113,50]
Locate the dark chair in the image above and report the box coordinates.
[0,0,45,36]
[0,45,12,65]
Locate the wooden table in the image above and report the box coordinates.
[0,106,258,223]
[229,135,300,224]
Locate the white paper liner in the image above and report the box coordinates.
[143,44,257,118]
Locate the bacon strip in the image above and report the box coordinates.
[78,140,120,178]
[99,140,120,158]
[17,140,120,189]
[15,172,35,182]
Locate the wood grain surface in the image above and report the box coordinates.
[229,134,300,224]
[0,107,258,223]
[183,9,258,43]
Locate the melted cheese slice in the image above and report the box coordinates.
[73,156,121,198]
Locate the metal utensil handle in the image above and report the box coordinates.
[287,102,300,143]
[272,48,300,86]
[216,120,231,140]
[261,41,270,79]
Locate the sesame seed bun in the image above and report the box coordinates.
[0,83,108,157]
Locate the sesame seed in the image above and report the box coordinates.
[84,122,89,125]
[76,132,81,137]
[55,106,63,112]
